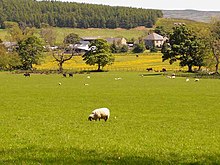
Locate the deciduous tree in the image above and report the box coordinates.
[17,36,43,70]
[40,24,56,46]
[52,33,80,73]
[162,24,204,72]
[209,18,220,74]
[83,39,114,71]
[63,33,80,45]
[0,42,21,70]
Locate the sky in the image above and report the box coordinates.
[59,0,220,11]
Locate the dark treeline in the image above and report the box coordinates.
[0,0,163,29]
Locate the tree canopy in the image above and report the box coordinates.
[0,0,162,29]
[52,33,80,73]
[209,18,220,73]
[63,33,80,45]
[17,36,43,70]
[83,39,114,71]
[162,24,205,72]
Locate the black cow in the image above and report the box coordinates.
[69,73,73,77]
[146,68,153,72]
[63,73,67,77]
[161,68,167,72]
[24,73,30,77]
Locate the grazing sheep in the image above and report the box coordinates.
[87,76,90,79]
[88,108,110,121]
[186,78,190,82]
[115,77,122,80]
[171,73,175,79]
[195,78,200,82]
[24,73,30,77]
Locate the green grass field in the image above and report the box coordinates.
[0,71,219,164]
[156,18,209,34]
[0,27,149,44]
[0,18,208,44]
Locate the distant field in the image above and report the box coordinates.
[0,27,149,43]
[0,72,219,164]
[156,18,209,34]
[0,18,208,43]
[163,10,220,23]
[54,27,150,44]
[36,53,184,72]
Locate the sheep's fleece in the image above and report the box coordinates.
[88,108,110,121]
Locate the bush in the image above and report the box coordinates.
[150,45,158,53]
[132,43,146,53]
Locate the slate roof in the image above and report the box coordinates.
[106,38,122,44]
[145,33,164,41]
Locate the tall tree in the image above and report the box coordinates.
[52,49,74,73]
[52,33,80,73]
[154,26,167,36]
[40,24,56,46]
[83,39,114,71]
[0,41,21,70]
[162,24,204,72]
[63,33,80,45]
[4,21,24,42]
[17,36,43,70]
[209,18,220,74]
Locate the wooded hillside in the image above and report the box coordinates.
[0,0,163,29]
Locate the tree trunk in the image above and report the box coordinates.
[187,65,193,72]
[214,55,219,74]
[97,63,101,71]
[58,62,63,73]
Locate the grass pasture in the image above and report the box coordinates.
[0,71,220,164]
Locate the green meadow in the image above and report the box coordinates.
[0,71,219,164]
[0,27,149,43]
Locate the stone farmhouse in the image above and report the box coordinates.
[105,37,127,45]
[144,33,165,48]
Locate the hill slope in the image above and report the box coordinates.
[0,0,162,29]
[156,18,209,34]
[163,10,220,22]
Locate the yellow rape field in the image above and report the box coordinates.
[35,52,185,72]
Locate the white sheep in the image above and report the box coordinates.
[88,108,110,121]
[195,78,200,82]
[186,78,189,82]
[115,77,122,80]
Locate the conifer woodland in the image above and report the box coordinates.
[0,0,163,29]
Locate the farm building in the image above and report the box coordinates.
[144,33,165,48]
[106,37,127,45]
